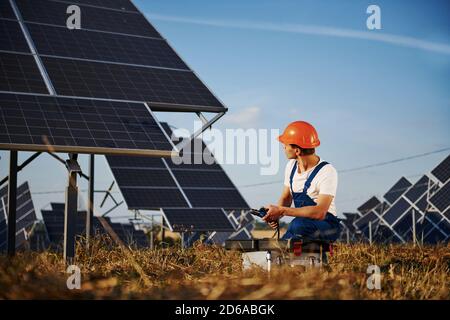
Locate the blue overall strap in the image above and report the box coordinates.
[289,161,298,194]
[303,161,329,193]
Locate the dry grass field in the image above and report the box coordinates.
[0,235,448,300]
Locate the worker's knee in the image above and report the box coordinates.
[286,217,315,237]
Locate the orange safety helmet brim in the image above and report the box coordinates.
[278,121,320,149]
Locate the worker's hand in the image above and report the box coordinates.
[267,220,279,229]
[262,204,283,222]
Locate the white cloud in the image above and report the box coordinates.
[146,13,450,55]
[222,106,262,128]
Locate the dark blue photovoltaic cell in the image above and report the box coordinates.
[0,181,37,251]
[444,208,450,220]
[392,208,420,237]
[0,0,15,19]
[0,52,48,94]
[404,175,429,203]
[16,0,161,38]
[357,196,380,215]
[384,177,412,205]
[112,168,177,187]
[106,155,165,168]
[27,23,188,70]
[184,189,249,209]
[431,154,450,184]
[42,57,225,111]
[0,93,173,153]
[172,170,236,188]
[163,208,235,232]
[342,213,359,231]
[429,181,450,212]
[415,194,428,212]
[119,187,189,209]
[0,19,30,53]
[106,123,250,211]
[354,211,378,230]
[41,202,148,248]
[56,0,139,12]
[382,198,410,225]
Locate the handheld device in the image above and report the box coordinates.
[249,207,268,218]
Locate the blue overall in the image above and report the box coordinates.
[281,161,341,241]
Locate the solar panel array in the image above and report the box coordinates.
[0,181,37,251]
[106,124,251,210]
[105,122,252,244]
[161,208,235,232]
[339,155,450,244]
[41,202,149,249]
[0,0,226,156]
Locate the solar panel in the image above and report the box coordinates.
[106,154,189,209]
[415,194,428,212]
[57,0,140,12]
[228,228,252,241]
[106,124,250,210]
[0,52,48,94]
[162,208,235,232]
[392,208,421,238]
[372,221,397,243]
[183,189,249,209]
[207,231,233,245]
[444,208,450,221]
[431,154,450,184]
[0,181,37,251]
[42,57,224,111]
[163,127,250,210]
[404,175,429,203]
[357,196,380,215]
[429,181,450,212]
[353,210,379,239]
[230,210,254,228]
[41,203,90,246]
[119,188,189,209]
[41,202,148,248]
[11,0,226,113]
[381,198,410,225]
[16,0,161,38]
[0,19,30,53]
[341,213,359,231]
[384,177,412,205]
[423,226,447,244]
[27,23,188,69]
[375,201,390,215]
[0,93,174,155]
[105,155,166,168]
[437,219,450,238]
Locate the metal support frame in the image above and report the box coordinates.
[86,154,94,248]
[177,112,225,152]
[63,154,81,264]
[7,151,18,256]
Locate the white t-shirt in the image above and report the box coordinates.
[283,158,338,215]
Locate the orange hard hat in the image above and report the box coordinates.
[278,121,320,148]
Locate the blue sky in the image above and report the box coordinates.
[1,0,449,221]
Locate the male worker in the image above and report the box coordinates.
[262,121,341,241]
